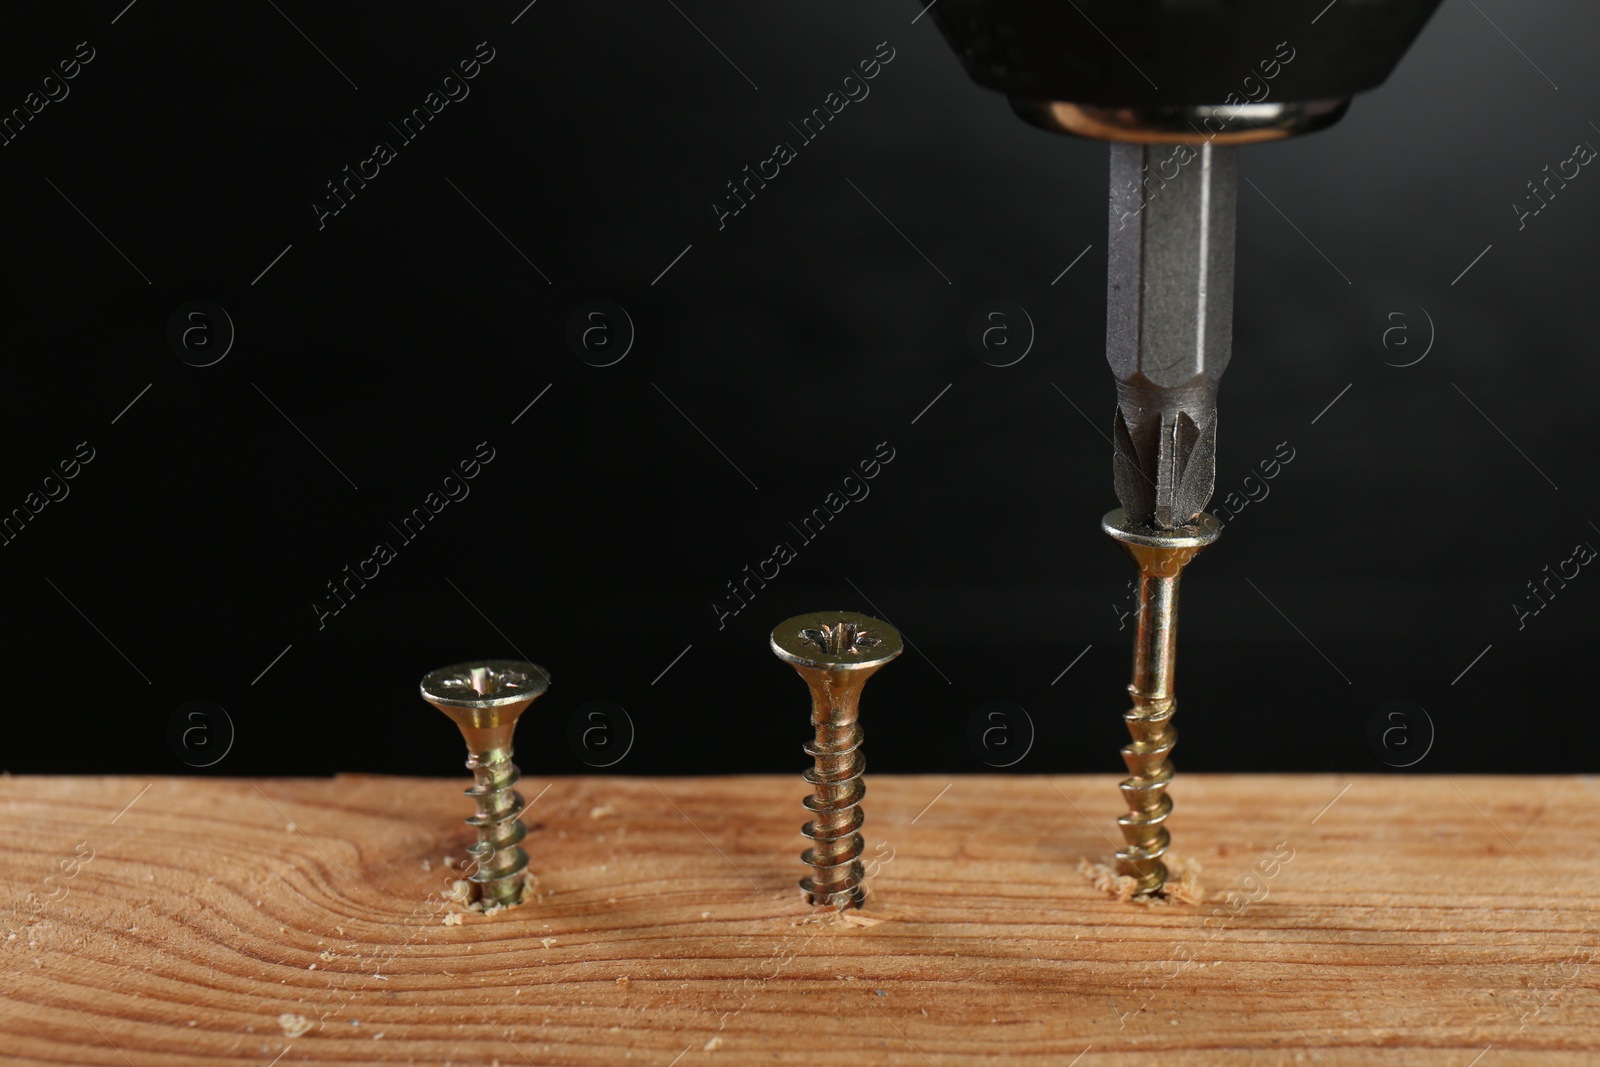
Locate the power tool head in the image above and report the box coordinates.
[922,0,1444,142]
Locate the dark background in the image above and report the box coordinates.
[2,1,1595,779]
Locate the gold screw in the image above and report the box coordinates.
[1103,509,1219,895]
[771,611,902,909]
[420,659,549,907]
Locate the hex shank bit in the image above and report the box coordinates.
[1106,141,1236,529]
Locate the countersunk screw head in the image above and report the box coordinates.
[421,659,549,754]
[771,612,903,673]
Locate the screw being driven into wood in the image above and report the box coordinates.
[420,659,549,908]
[771,611,902,909]
[1102,509,1219,896]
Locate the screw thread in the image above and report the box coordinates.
[1117,693,1176,893]
[800,712,866,909]
[463,749,529,906]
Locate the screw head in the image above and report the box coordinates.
[421,659,550,753]
[422,660,549,709]
[1102,508,1220,549]
[770,611,902,671]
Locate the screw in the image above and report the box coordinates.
[420,659,550,908]
[1102,509,1219,896]
[771,611,902,909]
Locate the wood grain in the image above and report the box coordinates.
[2,774,1597,1065]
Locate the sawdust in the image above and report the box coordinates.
[439,871,540,920]
[1078,857,1203,905]
[704,1036,724,1051]
[590,804,617,819]
[277,1013,313,1038]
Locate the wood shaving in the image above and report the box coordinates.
[591,805,616,819]
[703,1036,724,1051]
[1164,858,1205,905]
[277,1013,313,1038]
[540,937,557,948]
[837,911,884,928]
[1078,857,1203,906]
[441,913,463,926]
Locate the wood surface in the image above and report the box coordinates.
[2,773,1597,1065]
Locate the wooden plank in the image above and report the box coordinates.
[2,774,1597,1065]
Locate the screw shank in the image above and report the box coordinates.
[797,667,872,909]
[1119,563,1186,894]
[1130,571,1181,705]
[1103,510,1217,895]
[464,746,529,906]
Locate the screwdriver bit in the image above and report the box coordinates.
[1107,141,1236,530]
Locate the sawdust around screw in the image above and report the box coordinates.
[439,870,541,921]
[1078,856,1204,905]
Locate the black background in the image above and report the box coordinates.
[2,1,1596,779]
